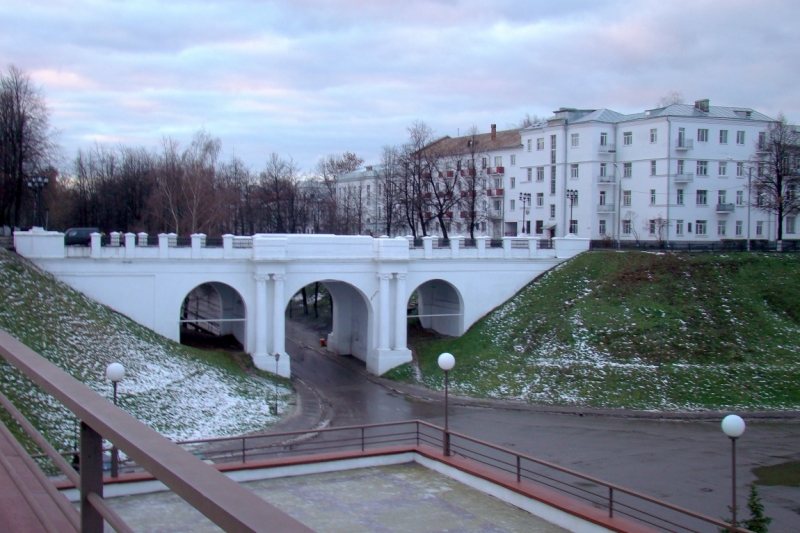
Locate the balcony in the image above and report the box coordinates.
[675,138,694,151]
[597,175,616,184]
[486,188,504,197]
[756,143,770,155]
[598,143,616,154]
[487,166,505,175]
[716,203,735,213]
[673,173,694,183]
[488,209,503,219]
[597,203,616,213]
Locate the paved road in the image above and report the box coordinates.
[285,321,800,532]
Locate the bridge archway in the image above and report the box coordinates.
[285,280,373,364]
[180,282,247,348]
[410,279,464,338]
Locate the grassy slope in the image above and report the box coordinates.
[0,249,290,450]
[391,252,800,411]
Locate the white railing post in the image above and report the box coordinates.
[137,232,148,247]
[158,233,169,258]
[110,232,120,247]
[476,236,488,258]
[450,236,461,258]
[90,232,102,258]
[423,236,434,259]
[503,237,512,258]
[223,234,234,259]
[191,233,205,258]
[124,232,136,258]
[528,237,538,258]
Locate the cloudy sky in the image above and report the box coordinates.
[2,0,799,173]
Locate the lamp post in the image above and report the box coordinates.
[105,362,125,477]
[566,189,578,235]
[27,175,48,227]
[722,414,746,531]
[274,353,281,415]
[438,352,455,456]
[518,192,530,235]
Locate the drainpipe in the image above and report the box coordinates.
[613,122,619,249]
[666,117,672,248]
[563,119,569,237]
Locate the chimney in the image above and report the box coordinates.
[491,124,497,141]
[695,99,710,113]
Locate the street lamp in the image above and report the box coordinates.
[438,352,455,456]
[27,175,48,228]
[722,414,746,530]
[519,192,531,235]
[566,189,578,235]
[105,362,125,477]
[274,353,281,415]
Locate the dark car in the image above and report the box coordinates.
[64,227,100,246]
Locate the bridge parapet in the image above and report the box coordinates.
[14,230,588,261]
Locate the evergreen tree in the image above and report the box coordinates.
[743,484,771,533]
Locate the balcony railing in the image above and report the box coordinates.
[597,175,615,184]
[486,188,504,197]
[675,138,694,151]
[716,203,735,213]
[597,203,616,212]
[487,166,504,175]
[598,143,616,154]
[673,173,694,183]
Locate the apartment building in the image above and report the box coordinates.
[516,100,779,243]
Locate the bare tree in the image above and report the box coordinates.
[656,90,685,108]
[313,151,363,233]
[378,145,404,235]
[400,121,440,238]
[0,65,59,227]
[512,113,543,129]
[458,126,488,239]
[645,214,669,246]
[750,113,800,241]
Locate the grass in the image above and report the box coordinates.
[387,251,800,411]
[0,249,292,453]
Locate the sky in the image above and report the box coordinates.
[2,0,800,174]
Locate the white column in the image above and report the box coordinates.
[393,273,407,350]
[254,275,269,358]
[378,273,392,351]
[272,274,286,355]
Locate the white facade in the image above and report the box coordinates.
[516,100,782,243]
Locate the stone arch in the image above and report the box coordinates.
[180,282,247,347]
[410,279,464,337]
[284,279,374,363]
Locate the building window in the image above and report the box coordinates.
[649,219,656,235]
[600,163,607,177]
[623,131,632,145]
[536,167,544,181]
[736,131,745,145]
[737,162,744,177]
[676,220,684,235]
[623,162,632,177]
[510,154,516,166]
[650,189,657,205]
[677,189,684,205]
[622,219,632,234]
[735,221,743,236]
[756,221,764,236]
[677,160,684,175]
[549,204,556,218]
[482,157,488,168]
[493,199,501,211]
[719,130,728,144]
[510,199,516,211]
[537,137,544,150]
[688,222,693,233]
[623,190,632,206]
[758,131,766,150]
[719,162,727,176]
[569,219,578,234]
[698,129,709,142]
[599,190,607,205]
[650,160,657,176]
[650,128,658,143]
[510,177,516,189]
[696,220,707,235]
[495,156,502,167]
[535,220,543,234]
[697,190,708,205]
[550,168,557,194]
[697,161,708,176]
[736,190,744,205]
[571,164,579,179]
[536,192,544,206]
[571,133,579,147]
[600,132,608,146]
[787,216,796,234]
[718,220,727,236]
[599,219,606,235]
[718,190,727,205]
[527,168,533,181]
[527,139,532,152]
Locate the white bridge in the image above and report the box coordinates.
[14,230,588,377]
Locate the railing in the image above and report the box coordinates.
[675,138,694,150]
[589,240,799,253]
[0,330,312,533]
[204,237,223,247]
[598,143,616,154]
[437,238,450,248]
[460,238,477,249]
[171,421,751,533]
[538,239,554,249]
[489,239,503,248]
[233,236,253,248]
[673,173,694,183]
[716,203,735,213]
[597,175,615,183]
[597,203,616,212]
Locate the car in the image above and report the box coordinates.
[64,227,100,246]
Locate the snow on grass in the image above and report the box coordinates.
[0,250,289,449]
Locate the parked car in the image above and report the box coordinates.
[64,227,100,246]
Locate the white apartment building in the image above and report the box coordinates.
[516,100,782,243]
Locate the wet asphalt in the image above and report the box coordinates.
[282,321,800,532]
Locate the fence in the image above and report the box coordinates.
[590,239,799,253]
